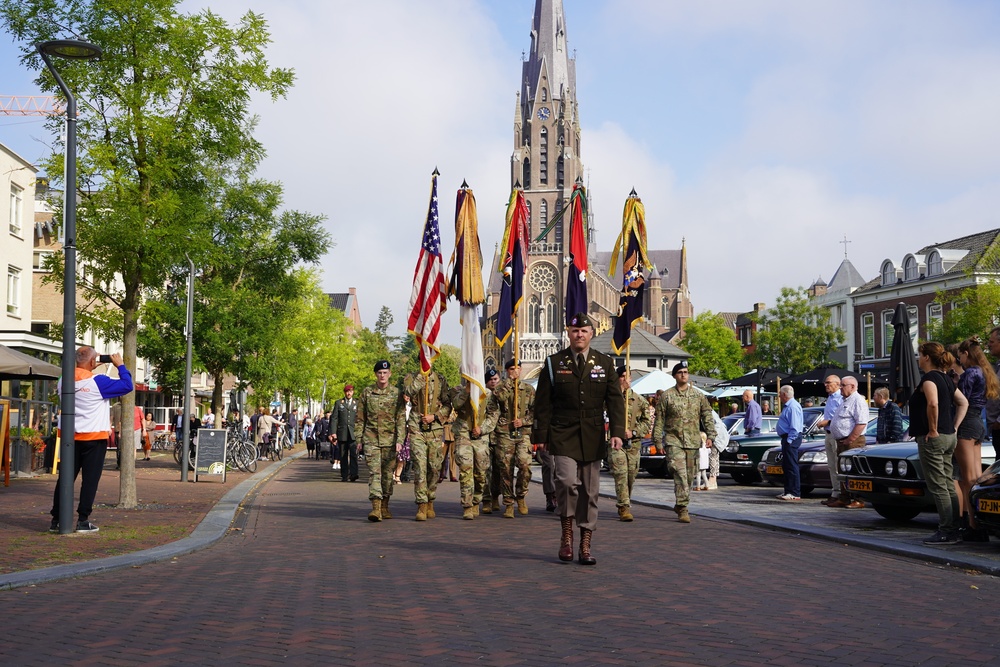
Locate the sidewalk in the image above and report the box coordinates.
[0,444,307,587]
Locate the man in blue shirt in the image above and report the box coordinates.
[742,390,762,436]
[815,375,844,507]
[776,385,804,501]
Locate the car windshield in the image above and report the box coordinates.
[722,414,743,434]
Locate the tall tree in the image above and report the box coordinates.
[1,0,294,507]
[751,287,844,374]
[678,311,744,379]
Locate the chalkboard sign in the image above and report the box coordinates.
[195,429,227,482]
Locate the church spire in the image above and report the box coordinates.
[522,0,575,109]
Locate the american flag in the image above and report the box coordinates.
[407,171,447,373]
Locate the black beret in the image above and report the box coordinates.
[485,368,499,381]
[567,312,593,328]
[373,360,390,372]
[504,359,522,369]
[616,365,628,377]
[671,361,689,376]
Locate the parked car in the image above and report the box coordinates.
[971,458,1000,537]
[720,407,827,485]
[639,411,779,478]
[839,440,996,522]
[757,415,910,494]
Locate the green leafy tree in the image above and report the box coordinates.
[1,0,294,507]
[679,311,745,379]
[751,287,844,374]
[394,336,461,388]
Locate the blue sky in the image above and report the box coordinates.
[4,0,1000,346]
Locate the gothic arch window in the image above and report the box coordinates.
[661,296,670,327]
[527,295,541,334]
[540,199,548,237]
[546,295,559,333]
[557,156,564,188]
[542,88,548,102]
[540,128,548,185]
[522,158,531,190]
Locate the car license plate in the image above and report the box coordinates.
[978,498,1000,514]
[848,479,872,492]
[766,466,783,475]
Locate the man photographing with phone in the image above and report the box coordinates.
[50,346,134,533]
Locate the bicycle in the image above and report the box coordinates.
[173,435,196,471]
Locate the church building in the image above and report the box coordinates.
[483,0,693,373]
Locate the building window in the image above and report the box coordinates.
[540,199,548,236]
[904,256,918,281]
[33,250,53,272]
[539,128,548,185]
[881,261,895,286]
[557,156,564,188]
[545,295,559,333]
[881,310,894,357]
[927,251,942,276]
[6,265,21,316]
[554,200,563,245]
[527,295,541,334]
[542,88,547,102]
[9,184,23,236]
[862,313,875,359]
[908,305,919,348]
[661,296,670,327]
[522,158,531,190]
[927,302,942,333]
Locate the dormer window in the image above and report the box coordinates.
[904,256,918,281]
[881,260,896,287]
[927,251,942,276]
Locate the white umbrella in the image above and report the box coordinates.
[629,370,676,395]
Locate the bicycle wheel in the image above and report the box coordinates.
[173,442,183,465]
[242,443,258,472]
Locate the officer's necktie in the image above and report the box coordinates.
[576,354,585,376]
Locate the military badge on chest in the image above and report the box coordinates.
[590,363,605,379]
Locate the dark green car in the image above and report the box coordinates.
[719,407,828,485]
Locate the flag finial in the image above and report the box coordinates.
[629,187,638,198]
[461,179,469,189]
[432,167,440,176]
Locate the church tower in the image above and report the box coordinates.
[507,0,584,364]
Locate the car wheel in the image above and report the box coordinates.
[872,504,922,522]
[731,471,759,485]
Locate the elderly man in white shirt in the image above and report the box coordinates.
[827,375,869,509]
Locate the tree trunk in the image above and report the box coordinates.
[119,305,139,509]
[213,373,224,428]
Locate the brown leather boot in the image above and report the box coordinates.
[503,503,515,518]
[381,498,392,519]
[618,505,634,522]
[368,498,382,522]
[415,503,428,521]
[517,498,528,515]
[559,517,574,561]
[578,528,596,565]
[426,501,436,519]
[462,506,475,520]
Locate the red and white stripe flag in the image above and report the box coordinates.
[407,170,447,373]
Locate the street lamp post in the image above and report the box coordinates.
[37,39,103,535]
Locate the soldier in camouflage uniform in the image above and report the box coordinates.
[481,370,502,514]
[493,359,535,518]
[610,366,651,521]
[451,374,500,520]
[651,361,716,523]
[402,370,452,521]
[355,360,407,522]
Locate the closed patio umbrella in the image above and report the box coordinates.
[888,303,921,405]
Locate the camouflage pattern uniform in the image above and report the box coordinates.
[451,385,499,511]
[492,378,535,508]
[483,406,502,508]
[355,384,406,502]
[609,387,651,510]
[652,385,716,512]
[403,372,452,507]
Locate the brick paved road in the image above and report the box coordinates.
[2,458,997,666]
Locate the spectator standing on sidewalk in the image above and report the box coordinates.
[873,388,904,443]
[828,376,868,509]
[817,376,844,507]
[50,348,133,533]
[742,389,762,436]
[985,327,1000,446]
[331,385,359,481]
[776,386,804,501]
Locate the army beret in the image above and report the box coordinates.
[373,360,390,372]
[504,359,522,369]
[671,360,689,376]
[567,312,593,328]
[616,365,628,377]
[485,368,499,381]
